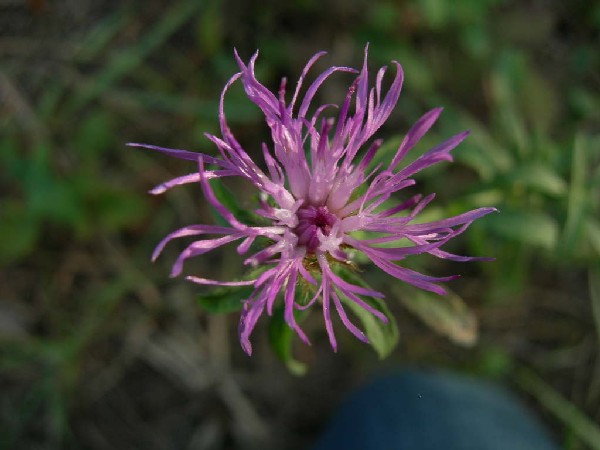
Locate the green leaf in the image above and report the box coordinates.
[343,295,399,359]
[450,108,514,179]
[268,307,307,376]
[196,285,253,314]
[491,55,530,156]
[487,209,559,249]
[337,268,399,359]
[0,200,39,262]
[395,285,478,346]
[563,134,588,252]
[586,220,600,256]
[462,189,505,208]
[504,163,567,197]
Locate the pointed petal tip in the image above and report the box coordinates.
[148,187,164,195]
[354,331,369,344]
[480,206,500,216]
[427,106,444,119]
[184,276,208,286]
[233,47,250,70]
[294,330,312,347]
[150,246,163,262]
[391,60,404,73]
[241,339,253,356]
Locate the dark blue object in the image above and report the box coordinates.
[312,369,559,450]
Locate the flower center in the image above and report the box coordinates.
[294,205,337,252]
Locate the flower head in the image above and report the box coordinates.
[130,47,496,355]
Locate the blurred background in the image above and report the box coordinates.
[1,0,599,449]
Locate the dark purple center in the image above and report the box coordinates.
[294,205,337,252]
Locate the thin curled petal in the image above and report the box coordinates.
[197,158,248,230]
[331,291,369,344]
[149,170,237,195]
[317,254,337,351]
[186,276,257,286]
[401,207,498,234]
[389,107,443,171]
[152,224,237,261]
[127,143,231,168]
[284,266,311,345]
[239,292,266,355]
[171,235,242,277]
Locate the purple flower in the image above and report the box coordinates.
[129,47,496,355]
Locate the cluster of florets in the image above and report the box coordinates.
[130,47,495,355]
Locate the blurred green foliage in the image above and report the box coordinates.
[1,0,599,448]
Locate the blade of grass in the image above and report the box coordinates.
[67,1,204,112]
[74,7,130,62]
[104,88,260,122]
[515,367,600,450]
[589,264,600,347]
[563,134,587,253]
